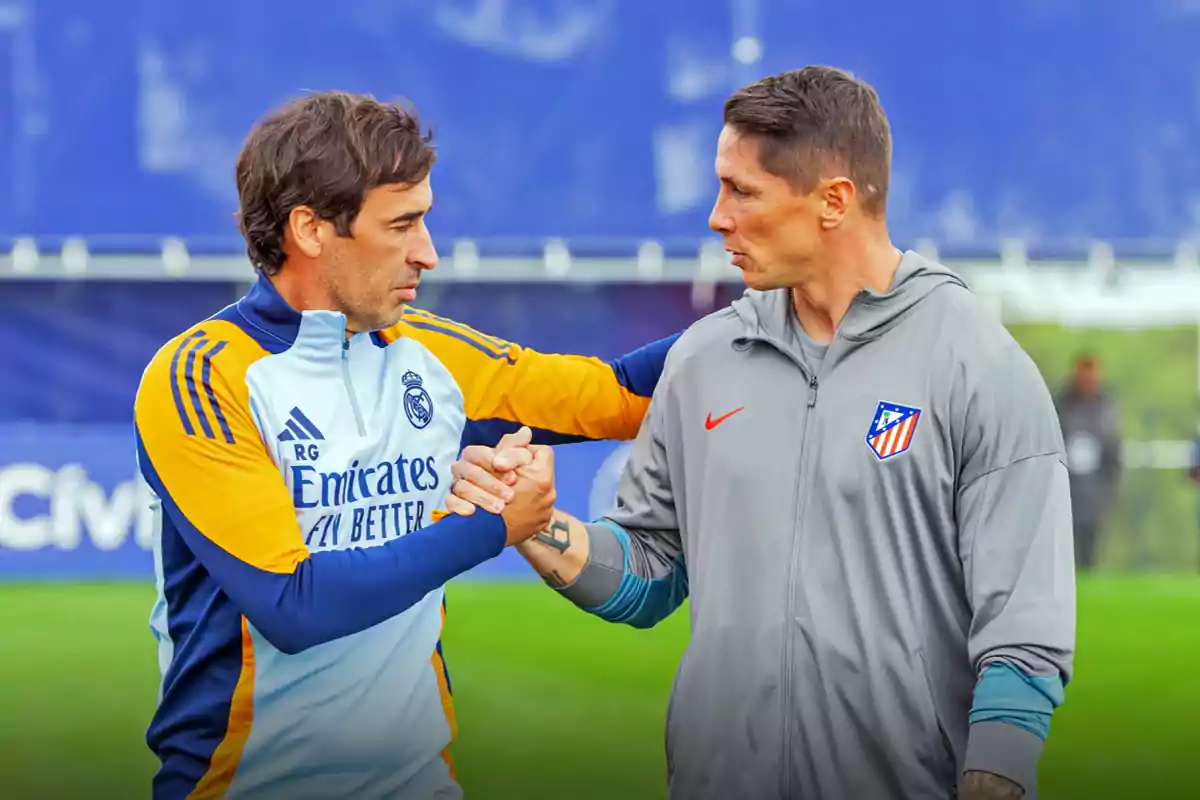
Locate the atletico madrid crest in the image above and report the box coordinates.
[866,401,921,460]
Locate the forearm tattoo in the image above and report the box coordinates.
[533,518,571,553]
[543,569,568,589]
[960,771,1024,799]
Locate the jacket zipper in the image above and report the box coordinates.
[780,370,818,798]
[342,338,367,436]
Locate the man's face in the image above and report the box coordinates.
[1073,359,1100,395]
[708,126,825,291]
[321,177,438,332]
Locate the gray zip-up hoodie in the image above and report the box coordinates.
[560,252,1076,799]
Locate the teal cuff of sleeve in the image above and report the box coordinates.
[970,662,1064,740]
[584,521,639,619]
[585,520,685,628]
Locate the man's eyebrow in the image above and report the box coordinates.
[387,208,430,225]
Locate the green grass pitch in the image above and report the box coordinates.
[1,576,1196,799]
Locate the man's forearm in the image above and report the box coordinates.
[516,510,591,590]
[518,513,687,628]
[176,506,506,655]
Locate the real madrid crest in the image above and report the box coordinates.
[402,370,434,429]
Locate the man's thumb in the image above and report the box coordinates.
[497,426,533,450]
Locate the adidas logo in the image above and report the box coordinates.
[278,407,325,442]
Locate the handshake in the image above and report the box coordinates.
[447,426,557,546]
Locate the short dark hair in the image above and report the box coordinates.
[235,91,436,275]
[723,66,891,216]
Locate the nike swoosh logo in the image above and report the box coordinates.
[705,407,744,430]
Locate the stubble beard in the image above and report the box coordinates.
[325,271,400,335]
[347,299,404,334]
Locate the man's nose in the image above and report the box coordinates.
[709,205,733,234]
[409,224,438,270]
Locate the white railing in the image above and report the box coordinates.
[0,235,1197,274]
[6,236,1200,322]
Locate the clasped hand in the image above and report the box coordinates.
[448,426,556,546]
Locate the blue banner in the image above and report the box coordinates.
[0,423,152,579]
[0,422,632,582]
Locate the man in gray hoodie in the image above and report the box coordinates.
[448,66,1075,800]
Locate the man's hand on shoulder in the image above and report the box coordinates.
[959,770,1024,799]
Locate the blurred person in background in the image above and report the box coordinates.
[1054,353,1123,571]
[1188,423,1200,569]
[133,91,676,800]
[447,66,1075,800]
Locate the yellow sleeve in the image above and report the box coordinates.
[134,321,309,574]
[387,308,674,445]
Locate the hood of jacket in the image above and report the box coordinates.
[731,250,968,351]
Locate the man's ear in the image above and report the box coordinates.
[287,206,325,258]
[818,177,855,230]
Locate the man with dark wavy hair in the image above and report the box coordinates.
[133,91,677,799]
